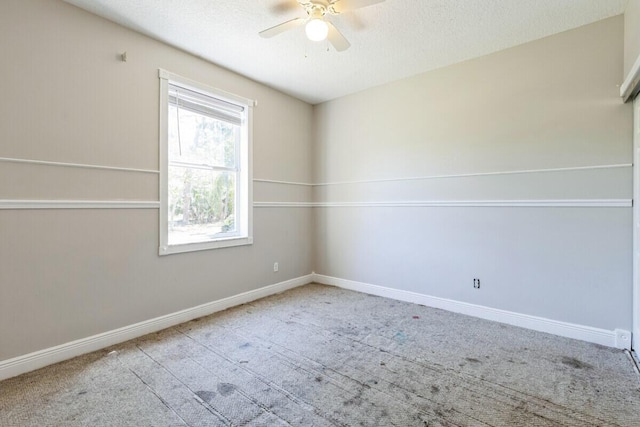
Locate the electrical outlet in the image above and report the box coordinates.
[273,262,279,272]
[473,278,481,289]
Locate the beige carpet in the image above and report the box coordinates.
[1,284,639,426]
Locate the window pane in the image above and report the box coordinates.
[168,104,238,169]
[168,166,237,245]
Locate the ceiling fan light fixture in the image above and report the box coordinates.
[260,0,384,50]
[305,18,328,41]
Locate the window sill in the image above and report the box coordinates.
[159,235,253,256]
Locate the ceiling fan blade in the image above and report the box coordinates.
[270,0,300,14]
[330,0,385,14]
[326,22,350,52]
[259,18,305,38]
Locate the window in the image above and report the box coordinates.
[159,70,253,255]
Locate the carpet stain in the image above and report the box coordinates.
[239,342,251,348]
[195,390,216,402]
[465,358,482,364]
[431,385,440,394]
[393,331,407,344]
[217,383,236,396]
[343,388,366,406]
[561,356,593,370]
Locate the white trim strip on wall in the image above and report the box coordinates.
[253,179,314,186]
[317,199,632,208]
[314,164,632,187]
[313,274,631,350]
[0,157,629,188]
[0,156,159,175]
[255,200,631,208]
[0,200,160,210]
[0,199,630,210]
[0,158,317,184]
[254,202,315,207]
[0,274,313,382]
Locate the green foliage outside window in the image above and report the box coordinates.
[168,109,239,235]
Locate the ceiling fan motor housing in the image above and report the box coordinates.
[299,0,339,17]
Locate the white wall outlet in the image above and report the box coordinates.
[273,262,279,272]
[614,329,631,350]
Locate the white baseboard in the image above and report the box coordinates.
[0,274,313,382]
[313,274,630,350]
[1,273,629,382]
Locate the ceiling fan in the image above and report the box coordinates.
[259,0,385,52]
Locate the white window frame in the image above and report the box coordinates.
[158,69,253,255]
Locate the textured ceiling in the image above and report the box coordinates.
[62,0,628,104]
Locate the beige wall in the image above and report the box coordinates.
[313,16,633,331]
[0,0,314,360]
[625,0,640,79]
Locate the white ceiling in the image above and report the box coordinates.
[62,0,628,104]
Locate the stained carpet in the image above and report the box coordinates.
[1,284,639,426]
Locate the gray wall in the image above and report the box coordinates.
[313,16,633,331]
[625,0,640,79]
[0,0,314,361]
